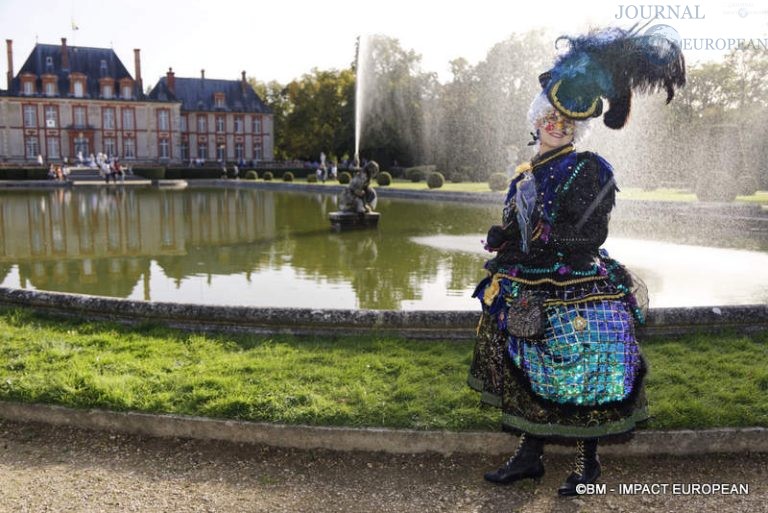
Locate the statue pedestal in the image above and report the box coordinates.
[328,211,380,231]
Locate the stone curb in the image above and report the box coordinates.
[0,401,764,456]
[1,287,767,339]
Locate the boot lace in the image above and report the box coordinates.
[573,440,586,477]
[505,434,527,465]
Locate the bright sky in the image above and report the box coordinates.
[1,0,767,86]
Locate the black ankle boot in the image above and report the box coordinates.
[558,439,601,496]
[484,434,545,484]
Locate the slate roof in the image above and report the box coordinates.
[9,43,143,99]
[148,77,271,113]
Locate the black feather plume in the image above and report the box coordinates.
[542,26,686,129]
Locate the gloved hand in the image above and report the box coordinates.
[485,224,515,252]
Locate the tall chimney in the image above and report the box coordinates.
[241,70,246,94]
[5,39,13,90]
[60,38,69,70]
[133,49,142,95]
[166,67,175,95]
[201,69,205,80]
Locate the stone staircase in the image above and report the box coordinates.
[66,166,147,184]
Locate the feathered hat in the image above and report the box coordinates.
[538,25,686,129]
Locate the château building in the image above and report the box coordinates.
[0,38,273,164]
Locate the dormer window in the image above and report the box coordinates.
[21,73,37,96]
[214,92,225,109]
[45,56,54,74]
[42,75,58,97]
[70,73,86,98]
[119,78,134,100]
[100,60,108,77]
[99,77,115,99]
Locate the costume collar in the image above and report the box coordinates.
[532,144,575,169]
[513,143,575,176]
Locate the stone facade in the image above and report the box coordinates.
[0,38,273,164]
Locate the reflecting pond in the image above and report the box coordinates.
[1,188,766,309]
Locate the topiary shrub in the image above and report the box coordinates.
[283,172,294,182]
[427,172,445,189]
[406,169,424,182]
[488,172,509,191]
[338,171,352,184]
[307,174,318,183]
[263,171,273,181]
[376,171,392,186]
[245,170,258,180]
[695,175,737,202]
[737,175,760,196]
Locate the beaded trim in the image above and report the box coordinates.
[496,262,601,276]
[551,159,588,223]
[493,274,604,287]
[543,293,627,307]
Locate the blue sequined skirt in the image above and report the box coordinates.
[468,259,649,439]
[508,300,642,406]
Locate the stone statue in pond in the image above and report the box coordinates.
[338,161,379,214]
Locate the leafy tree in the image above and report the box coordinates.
[249,78,291,160]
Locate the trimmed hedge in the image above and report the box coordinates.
[405,165,435,183]
[376,171,392,186]
[488,172,509,192]
[0,168,47,180]
[307,174,318,183]
[338,171,351,184]
[133,167,166,180]
[180,168,223,179]
[245,170,258,180]
[427,172,445,189]
[446,172,462,183]
[283,172,294,182]
[263,171,274,181]
[164,168,183,179]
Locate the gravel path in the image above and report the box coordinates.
[0,419,765,513]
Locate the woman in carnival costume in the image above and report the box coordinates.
[468,26,685,496]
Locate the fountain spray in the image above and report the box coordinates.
[354,35,370,169]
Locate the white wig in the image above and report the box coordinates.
[527,93,592,153]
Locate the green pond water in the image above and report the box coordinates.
[1,187,766,310]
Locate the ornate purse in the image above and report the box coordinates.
[505,290,548,339]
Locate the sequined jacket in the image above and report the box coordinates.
[485,144,617,274]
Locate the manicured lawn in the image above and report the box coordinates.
[0,308,766,431]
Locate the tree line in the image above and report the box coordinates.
[250,31,768,192]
